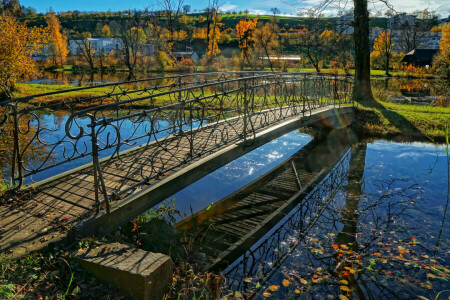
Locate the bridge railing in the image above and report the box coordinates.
[0,72,257,187]
[0,72,352,213]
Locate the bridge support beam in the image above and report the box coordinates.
[74,106,355,237]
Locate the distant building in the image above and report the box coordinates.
[139,44,155,56]
[32,44,51,61]
[173,46,199,61]
[401,48,438,67]
[370,29,442,52]
[69,38,124,55]
[388,13,416,30]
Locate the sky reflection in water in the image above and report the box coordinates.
[224,140,449,299]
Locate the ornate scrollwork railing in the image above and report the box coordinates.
[0,72,353,213]
[224,148,352,294]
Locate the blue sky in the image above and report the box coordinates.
[20,0,449,17]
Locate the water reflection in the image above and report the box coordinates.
[170,130,450,299]
[221,139,449,299]
[372,78,449,107]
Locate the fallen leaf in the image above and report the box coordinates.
[340,286,351,292]
[300,278,308,285]
[317,267,323,272]
[427,273,437,279]
[282,279,290,287]
[268,285,279,292]
[295,289,301,294]
[262,291,272,297]
[328,233,335,237]
[339,295,350,300]
[244,278,252,283]
[339,279,348,285]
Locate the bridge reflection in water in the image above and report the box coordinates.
[175,129,357,280]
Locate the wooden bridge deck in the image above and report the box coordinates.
[0,105,353,257]
[175,132,354,271]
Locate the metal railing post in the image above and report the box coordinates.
[89,115,110,215]
[243,79,248,140]
[10,105,23,189]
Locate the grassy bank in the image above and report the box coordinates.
[355,100,450,142]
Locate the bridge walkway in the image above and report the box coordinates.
[1,105,329,256]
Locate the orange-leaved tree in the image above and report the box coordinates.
[371,31,394,76]
[45,12,69,67]
[0,14,48,99]
[236,18,258,70]
[253,18,280,71]
[433,23,450,76]
[206,11,222,60]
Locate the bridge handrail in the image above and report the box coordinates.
[0,72,353,215]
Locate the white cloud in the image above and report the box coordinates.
[220,2,238,12]
[248,8,269,15]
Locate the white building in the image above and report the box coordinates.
[69,38,124,55]
[388,13,416,30]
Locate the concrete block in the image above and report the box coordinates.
[73,242,173,300]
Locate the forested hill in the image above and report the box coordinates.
[18,12,388,36]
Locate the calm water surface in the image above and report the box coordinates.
[171,133,449,299]
[222,139,450,299]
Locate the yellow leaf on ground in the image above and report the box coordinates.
[268,285,279,292]
[300,279,308,285]
[295,289,301,294]
[340,286,351,292]
[339,279,348,285]
[339,295,350,300]
[427,273,437,278]
[282,279,290,287]
[244,278,252,283]
[262,291,272,297]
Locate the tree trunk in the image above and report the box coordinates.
[353,0,374,101]
[385,51,390,76]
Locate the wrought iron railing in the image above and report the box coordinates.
[0,72,353,213]
[224,147,352,294]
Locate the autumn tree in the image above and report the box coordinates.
[101,24,111,37]
[111,11,146,75]
[206,11,222,61]
[159,0,184,45]
[253,18,280,71]
[433,23,450,77]
[0,0,21,16]
[179,14,195,42]
[45,12,69,67]
[75,32,96,72]
[236,18,258,70]
[370,31,394,76]
[0,14,47,99]
[290,27,345,73]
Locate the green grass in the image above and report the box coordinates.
[355,99,450,142]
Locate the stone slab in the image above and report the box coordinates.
[73,242,172,300]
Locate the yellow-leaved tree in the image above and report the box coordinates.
[236,18,258,70]
[206,12,222,60]
[45,12,69,67]
[370,31,394,76]
[0,14,48,99]
[433,23,450,77]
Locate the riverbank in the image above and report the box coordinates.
[355,99,450,143]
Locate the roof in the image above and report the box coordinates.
[402,48,438,63]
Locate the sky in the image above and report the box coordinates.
[20,0,450,18]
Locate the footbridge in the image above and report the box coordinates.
[0,72,355,256]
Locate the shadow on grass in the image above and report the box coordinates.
[357,99,433,142]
